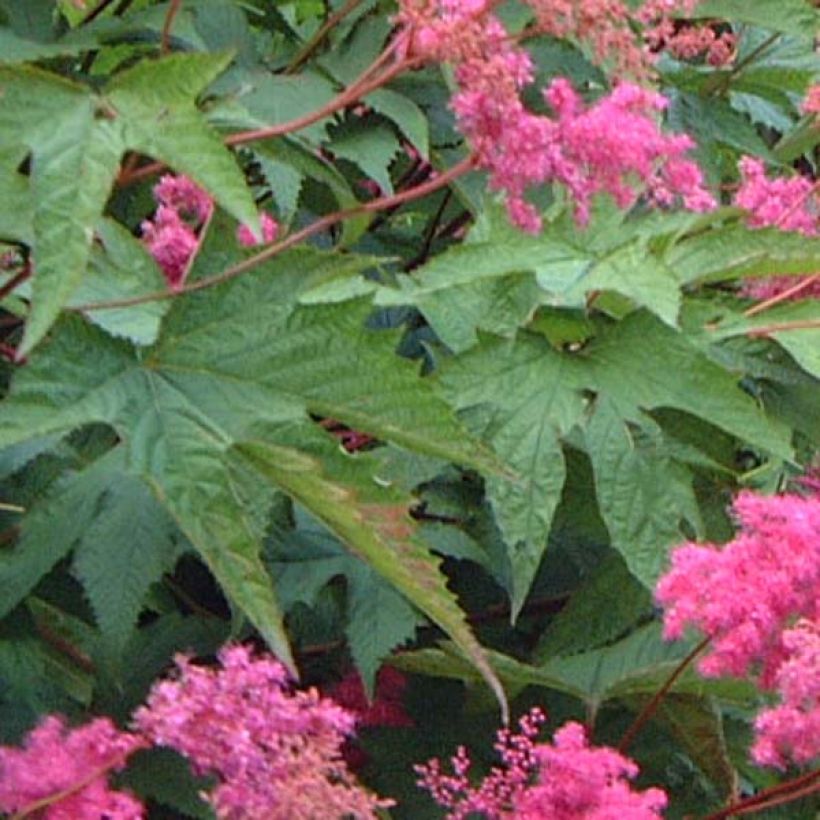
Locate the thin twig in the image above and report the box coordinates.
[117,45,412,187]
[703,768,820,820]
[743,274,819,317]
[618,636,710,753]
[0,266,31,303]
[72,156,477,312]
[404,189,452,270]
[160,0,182,54]
[747,319,820,336]
[708,33,781,95]
[79,0,117,24]
[286,0,364,74]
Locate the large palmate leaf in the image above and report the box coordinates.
[0,52,258,355]
[0,246,505,708]
[438,311,792,607]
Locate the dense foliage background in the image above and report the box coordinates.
[0,0,818,816]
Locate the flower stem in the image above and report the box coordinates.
[703,768,820,819]
[160,0,182,54]
[617,635,710,754]
[286,0,364,74]
[747,319,820,336]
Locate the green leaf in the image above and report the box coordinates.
[253,138,368,245]
[376,215,688,348]
[652,695,737,797]
[439,311,792,605]
[71,469,183,651]
[1,53,257,355]
[269,510,423,695]
[0,28,96,64]
[563,240,681,327]
[68,219,170,346]
[233,69,337,142]
[366,88,429,158]
[327,117,400,195]
[533,552,653,661]
[0,66,123,356]
[693,0,817,37]
[241,433,506,717]
[537,623,754,709]
[708,300,820,380]
[584,399,703,586]
[669,224,820,285]
[122,748,216,820]
[0,450,123,620]
[0,151,33,244]
[439,336,586,615]
[105,52,259,232]
[669,93,774,160]
[0,248,501,696]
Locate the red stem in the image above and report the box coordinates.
[160,0,182,54]
[618,636,710,753]
[0,266,31,302]
[743,274,820,318]
[703,768,820,819]
[747,319,820,336]
[117,44,413,188]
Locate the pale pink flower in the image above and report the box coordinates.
[236,212,279,247]
[656,491,820,685]
[134,644,390,820]
[0,716,144,819]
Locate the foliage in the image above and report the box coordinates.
[0,0,818,817]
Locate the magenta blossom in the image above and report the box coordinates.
[417,709,667,819]
[141,175,280,288]
[0,716,145,819]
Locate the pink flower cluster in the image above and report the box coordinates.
[141,175,278,289]
[397,2,713,232]
[134,645,388,819]
[400,0,701,78]
[0,716,144,819]
[654,24,736,66]
[656,489,820,768]
[752,619,820,768]
[416,708,667,819]
[733,157,819,302]
[0,645,387,819]
[528,0,701,77]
